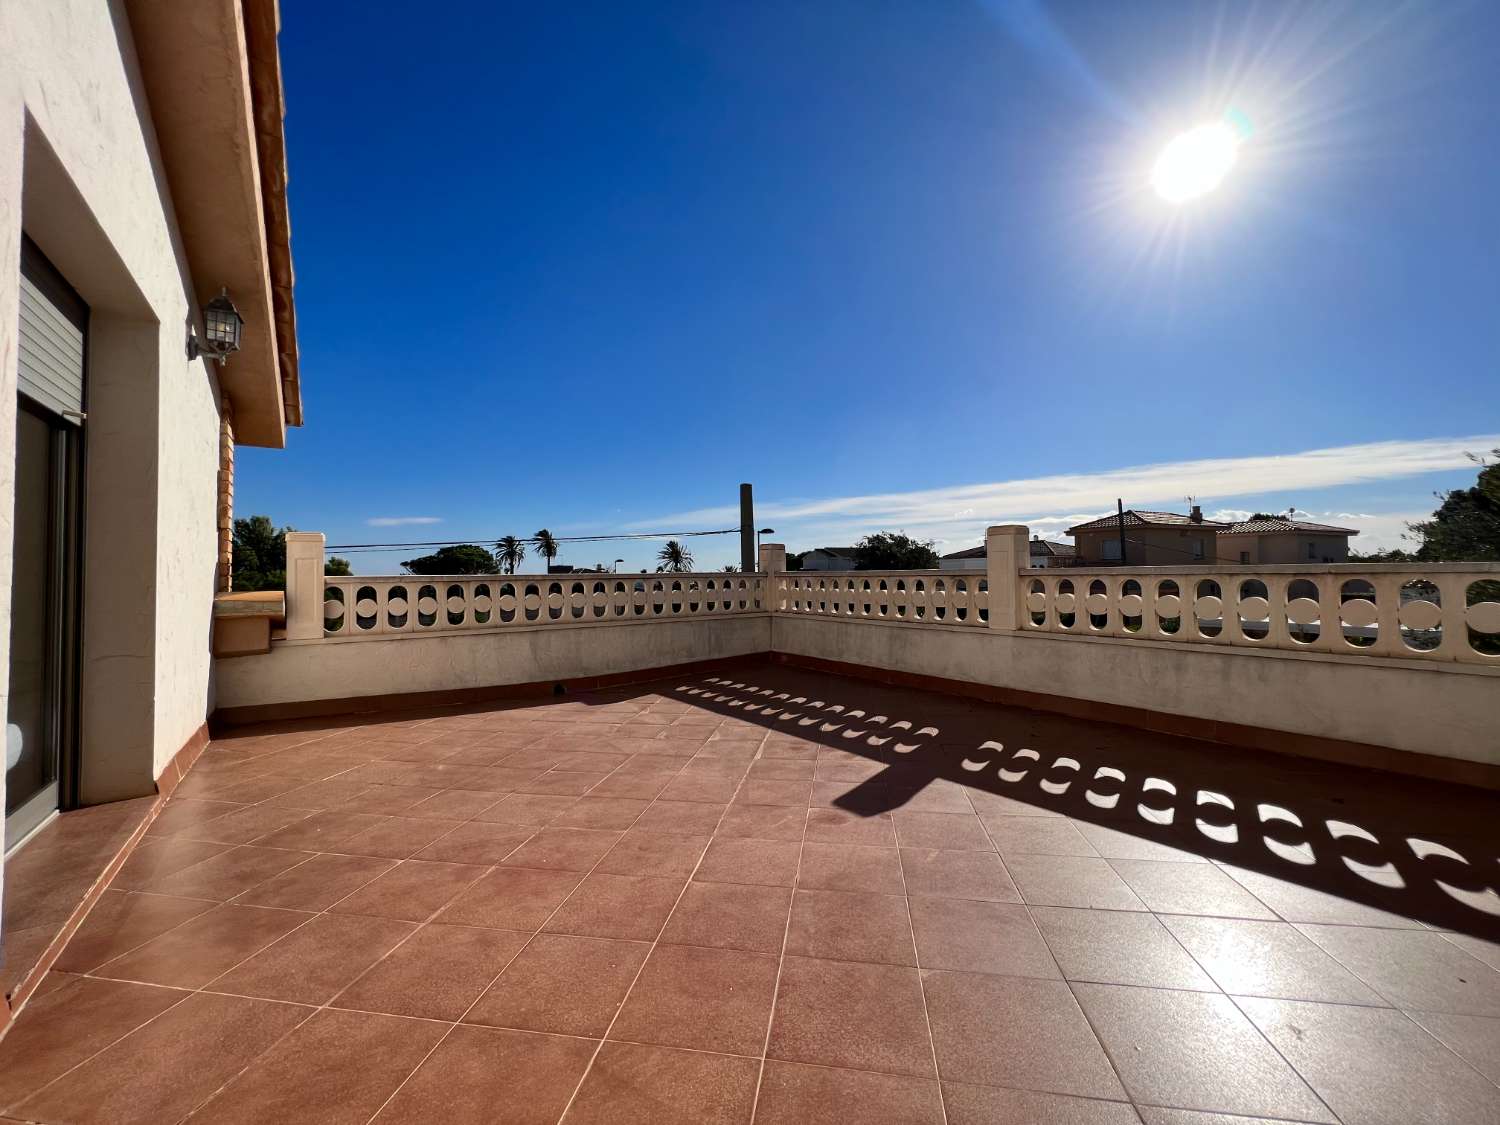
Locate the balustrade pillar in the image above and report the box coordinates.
[284,531,326,640]
[985,524,1028,631]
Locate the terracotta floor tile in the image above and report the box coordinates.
[544,872,687,941]
[588,770,676,799]
[899,847,1021,902]
[892,811,993,851]
[519,770,607,796]
[549,796,652,830]
[717,803,808,842]
[334,815,461,859]
[232,851,395,911]
[748,758,815,780]
[11,992,309,1125]
[1004,853,1148,911]
[94,903,311,988]
[1071,822,1212,863]
[1109,860,1277,919]
[1074,983,1332,1120]
[334,922,529,1020]
[109,837,229,890]
[176,802,315,846]
[798,841,905,894]
[267,777,380,811]
[1295,924,1500,1016]
[922,970,1124,1098]
[563,1040,758,1125]
[501,827,625,871]
[888,781,977,814]
[734,778,813,806]
[981,815,1100,857]
[0,976,184,1110]
[133,844,311,901]
[403,788,506,820]
[328,859,489,921]
[942,1082,1141,1124]
[209,912,416,1003]
[1218,865,1420,929]
[413,820,535,864]
[658,772,742,803]
[251,808,390,850]
[909,896,1059,978]
[632,799,729,835]
[437,866,585,930]
[467,933,650,1037]
[475,792,580,826]
[610,942,779,1055]
[1407,1009,1500,1085]
[695,836,801,886]
[146,797,242,838]
[52,890,216,973]
[1034,907,1217,991]
[187,1008,444,1124]
[756,1060,944,1125]
[334,784,447,816]
[659,880,792,952]
[786,888,914,966]
[769,955,935,1077]
[596,829,709,878]
[374,1024,596,1125]
[1161,916,1383,1004]
[803,807,894,846]
[1241,995,1500,1125]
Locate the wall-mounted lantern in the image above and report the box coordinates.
[188,289,244,362]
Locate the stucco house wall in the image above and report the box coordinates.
[1219,532,1352,565]
[1,0,225,810]
[1074,527,1218,566]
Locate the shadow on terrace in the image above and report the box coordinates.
[660,665,1500,940]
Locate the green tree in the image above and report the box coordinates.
[1408,451,1500,562]
[325,556,352,576]
[785,551,807,571]
[400,545,498,575]
[656,540,694,573]
[854,531,939,570]
[495,535,527,574]
[232,515,288,591]
[534,528,560,573]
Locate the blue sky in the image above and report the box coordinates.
[241,0,1499,572]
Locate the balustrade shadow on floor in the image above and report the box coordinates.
[659,665,1500,939]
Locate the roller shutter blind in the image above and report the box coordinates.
[18,238,86,421]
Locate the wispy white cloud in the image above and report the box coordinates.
[637,435,1492,554]
[366,516,444,527]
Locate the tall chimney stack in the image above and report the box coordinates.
[1190,504,1203,523]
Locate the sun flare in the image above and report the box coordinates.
[1151,121,1240,203]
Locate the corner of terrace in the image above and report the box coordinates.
[2,523,1497,1124]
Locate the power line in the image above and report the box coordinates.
[326,527,740,553]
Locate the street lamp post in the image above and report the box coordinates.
[756,528,775,567]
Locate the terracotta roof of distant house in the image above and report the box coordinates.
[940,540,1075,561]
[1066,510,1230,534]
[1218,518,1359,536]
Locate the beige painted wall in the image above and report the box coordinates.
[1218,532,1352,565]
[1,0,225,805]
[214,616,775,712]
[771,616,1500,768]
[1075,527,1218,566]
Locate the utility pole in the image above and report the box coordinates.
[739,483,755,574]
[1117,498,1128,567]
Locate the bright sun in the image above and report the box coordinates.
[1151,122,1240,203]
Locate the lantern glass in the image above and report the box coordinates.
[203,291,243,353]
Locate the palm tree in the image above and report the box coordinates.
[656,539,694,573]
[721,564,740,573]
[495,535,526,575]
[534,528,560,573]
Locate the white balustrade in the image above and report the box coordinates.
[320,573,765,639]
[770,572,989,627]
[1018,565,1500,665]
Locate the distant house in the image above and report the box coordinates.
[1067,507,1227,566]
[1216,518,1358,564]
[800,547,859,571]
[940,538,1076,571]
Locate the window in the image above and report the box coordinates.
[1102,540,1122,561]
[1307,542,1317,560]
[1239,551,1249,564]
[1192,539,1205,560]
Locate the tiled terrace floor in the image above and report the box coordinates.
[1,659,1498,1124]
